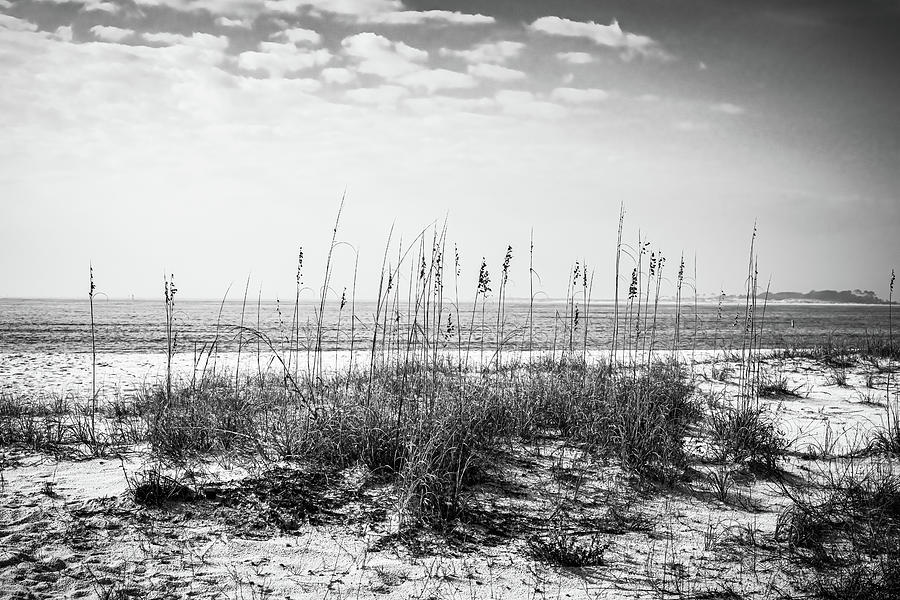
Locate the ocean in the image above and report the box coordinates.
[0,298,894,354]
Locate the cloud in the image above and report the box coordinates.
[341,32,427,78]
[674,120,709,132]
[238,42,332,76]
[143,32,230,51]
[550,87,609,103]
[495,90,567,119]
[236,75,322,94]
[216,16,254,27]
[321,67,357,84]
[556,51,593,65]
[265,0,399,17]
[1,15,38,32]
[529,16,670,60]
[90,25,136,42]
[31,0,119,13]
[0,0,12,7]
[133,0,263,16]
[264,0,490,25]
[83,0,119,12]
[398,68,476,93]
[272,27,322,45]
[345,84,408,105]
[365,10,493,25]
[467,63,525,82]
[440,41,524,64]
[54,26,74,42]
[404,95,495,114]
[711,102,745,115]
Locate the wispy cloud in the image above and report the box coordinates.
[556,51,593,65]
[135,0,263,16]
[90,25,136,42]
[143,31,229,50]
[398,68,476,92]
[495,90,567,119]
[364,10,493,25]
[33,0,119,13]
[529,16,670,61]
[345,83,408,105]
[1,14,37,31]
[711,102,746,115]
[440,41,525,64]
[467,63,526,82]
[550,87,609,104]
[215,16,253,28]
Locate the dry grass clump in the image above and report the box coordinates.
[528,517,610,567]
[708,403,787,472]
[519,358,698,483]
[137,353,698,530]
[0,393,142,455]
[813,558,900,600]
[776,463,900,593]
[776,462,900,568]
[127,465,196,506]
[758,374,803,398]
[870,405,900,457]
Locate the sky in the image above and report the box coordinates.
[1,0,898,301]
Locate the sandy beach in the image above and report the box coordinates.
[2,349,898,599]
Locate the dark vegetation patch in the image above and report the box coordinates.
[776,465,900,598]
[200,466,354,533]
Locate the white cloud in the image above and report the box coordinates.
[272,27,322,45]
[711,102,745,115]
[54,26,74,42]
[529,16,670,60]
[440,41,524,64]
[495,90,567,119]
[341,32,427,78]
[345,84,408,105]
[467,63,525,82]
[133,0,263,16]
[365,10,493,25]
[142,32,230,51]
[264,0,490,25]
[404,95,495,114]
[321,67,357,84]
[216,16,254,28]
[91,25,135,43]
[674,120,709,132]
[266,0,399,16]
[238,42,331,76]
[84,0,119,12]
[0,15,38,32]
[236,75,322,94]
[0,0,12,7]
[556,51,593,65]
[32,0,119,12]
[398,68,476,93]
[550,87,609,104]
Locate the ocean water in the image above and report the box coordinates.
[0,298,894,355]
